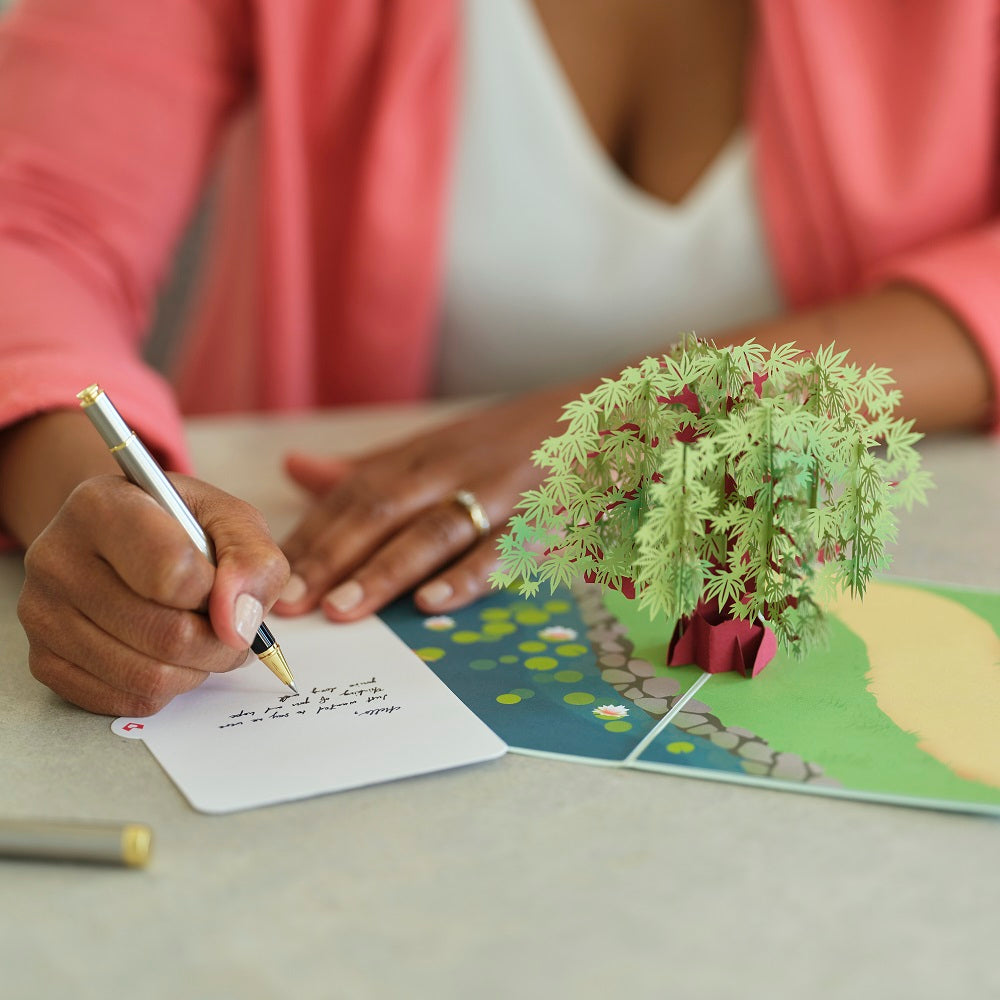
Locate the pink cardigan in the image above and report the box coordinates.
[0,0,998,476]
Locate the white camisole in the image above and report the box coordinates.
[436,0,784,396]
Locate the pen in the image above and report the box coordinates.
[0,818,152,868]
[77,384,298,694]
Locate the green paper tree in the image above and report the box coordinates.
[490,337,932,657]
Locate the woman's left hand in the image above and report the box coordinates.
[272,383,584,622]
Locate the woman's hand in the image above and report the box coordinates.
[274,383,585,622]
[17,474,289,717]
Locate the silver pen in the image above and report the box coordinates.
[77,384,297,694]
[0,818,152,868]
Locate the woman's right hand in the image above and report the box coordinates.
[16,473,289,717]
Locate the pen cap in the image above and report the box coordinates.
[77,383,135,449]
[0,819,153,868]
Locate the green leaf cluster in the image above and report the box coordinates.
[490,337,932,656]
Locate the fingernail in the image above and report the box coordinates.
[325,580,364,613]
[416,580,453,608]
[234,593,264,645]
[279,573,308,604]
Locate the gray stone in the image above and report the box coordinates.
[628,659,655,677]
[771,752,809,782]
[634,697,670,715]
[741,762,770,776]
[686,723,718,736]
[729,726,756,739]
[672,712,707,729]
[737,741,774,764]
[683,699,710,714]
[601,669,635,685]
[641,676,680,699]
[709,730,740,750]
[624,687,644,701]
[600,653,627,667]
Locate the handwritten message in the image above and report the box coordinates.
[218,677,401,729]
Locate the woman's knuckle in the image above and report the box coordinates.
[221,494,269,534]
[132,665,174,707]
[147,547,205,606]
[251,543,290,588]
[142,611,199,663]
[26,648,57,686]
[66,477,103,512]
[471,539,502,572]
[170,615,204,660]
[242,500,274,534]
[361,550,405,590]
[21,540,41,578]
[215,649,251,674]
[337,478,394,522]
[16,588,45,636]
[419,507,465,550]
[121,694,166,718]
[305,536,340,573]
[22,536,61,585]
[447,563,482,595]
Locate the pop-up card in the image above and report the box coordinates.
[382,578,1000,815]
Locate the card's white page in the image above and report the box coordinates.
[112,613,507,813]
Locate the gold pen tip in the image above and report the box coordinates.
[257,643,297,691]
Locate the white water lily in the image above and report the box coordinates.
[423,616,456,631]
[538,625,578,641]
[593,704,629,720]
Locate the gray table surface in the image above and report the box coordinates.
[2,403,998,1000]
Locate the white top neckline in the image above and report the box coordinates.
[435,0,784,397]
[513,0,747,221]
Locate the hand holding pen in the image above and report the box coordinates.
[78,385,296,694]
[15,391,292,717]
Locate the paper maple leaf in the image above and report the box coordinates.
[490,337,931,659]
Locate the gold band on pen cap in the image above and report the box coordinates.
[121,823,153,868]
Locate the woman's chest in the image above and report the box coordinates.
[529,0,750,206]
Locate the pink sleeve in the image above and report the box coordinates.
[0,0,250,470]
[868,229,1000,433]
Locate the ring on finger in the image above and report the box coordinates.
[453,489,491,539]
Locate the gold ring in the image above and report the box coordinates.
[453,489,491,539]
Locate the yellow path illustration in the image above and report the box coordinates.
[829,582,1000,787]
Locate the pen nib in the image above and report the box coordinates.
[256,643,298,694]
